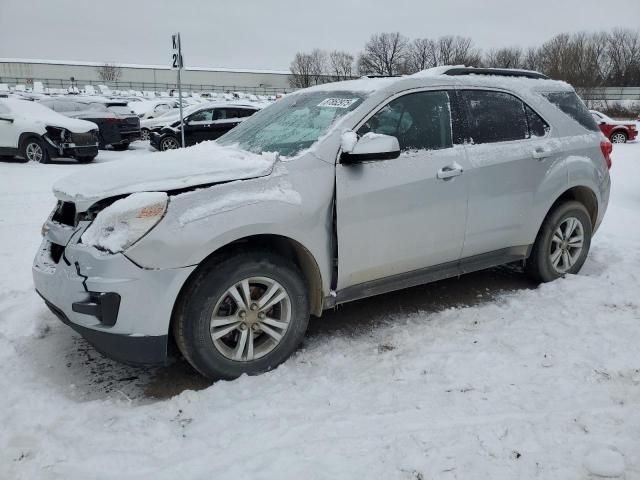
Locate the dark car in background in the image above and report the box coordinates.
[39,98,141,150]
[150,103,259,151]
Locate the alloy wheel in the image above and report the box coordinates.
[549,216,584,273]
[611,132,627,144]
[25,142,44,162]
[161,137,180,150]
[209,277,292,362]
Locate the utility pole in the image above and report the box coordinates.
[172,33,185,148]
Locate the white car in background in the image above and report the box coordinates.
[0,98,99,163]
[129,100,179,120]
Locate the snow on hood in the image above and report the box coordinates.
[53,141,278,206]
[1,98,97,133]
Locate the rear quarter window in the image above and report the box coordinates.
[543,92,599,132]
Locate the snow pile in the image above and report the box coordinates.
[81,192,167,253]
[53,141,278,204]
[0,142,639,478]
[583,446,626,478]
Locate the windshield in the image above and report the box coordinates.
[217,91,364,156]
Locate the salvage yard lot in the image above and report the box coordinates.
[1,141,639,478]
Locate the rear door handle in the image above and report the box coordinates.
[437,163,464,180]
[532,148,555,160]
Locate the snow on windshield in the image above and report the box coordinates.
[217,91,364,157]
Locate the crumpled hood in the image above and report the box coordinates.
[53,142,278,210]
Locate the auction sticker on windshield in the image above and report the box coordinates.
[317,98,359,108]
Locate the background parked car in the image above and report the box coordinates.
[140,103,205,140]
[0,98,98,163]
[129,99,179,120]
[40,97,141,150]
[590,110,638,143]
[150,103,259,151]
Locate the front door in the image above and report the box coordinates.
[336,90,469,290]
[183,108,215,145]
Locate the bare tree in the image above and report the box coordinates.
[309,49,328,85]
[328,50,355,81]
[435,36,482,66]
[96,63,123,82]
[522,46,543,72]
[405,38,437,73]
[484,47,523,69]
[357,32,409,76]
[606,29,640,86]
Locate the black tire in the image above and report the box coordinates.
[111,142,130,151]
[173,250,310,380]
[526,201,592,283]
[610,131,627,144]
[20,136,49,163]
[76,155,96,163]
[160,136,180,151]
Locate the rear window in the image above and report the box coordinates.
[543,92,599,132]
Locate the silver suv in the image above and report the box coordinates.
[33,67,611,379]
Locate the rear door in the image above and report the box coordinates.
[0,102,19,149]
[457,89,554,258]
[336,90,469,290]
[208,108,245,139]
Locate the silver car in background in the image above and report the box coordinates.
[33,67,611,379]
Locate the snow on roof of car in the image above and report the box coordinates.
[299,66,573,96]
[0,98,99,132]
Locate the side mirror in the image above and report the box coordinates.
[340,131,400,164]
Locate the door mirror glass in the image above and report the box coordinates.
[340,132,400,164]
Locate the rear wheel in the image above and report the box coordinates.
[526,201,592,282]
[173,250,310,380]
[610,131,627,144]
[21,136,49,163]
[160,136,180,151]
[141,129,150,141]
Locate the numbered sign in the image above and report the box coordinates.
[171,33,183,70]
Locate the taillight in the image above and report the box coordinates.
[600,140,613,170]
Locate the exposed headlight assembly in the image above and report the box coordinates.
[81,192,168,253]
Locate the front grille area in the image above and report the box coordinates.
[51,201,76,227]
[71,132,97,146]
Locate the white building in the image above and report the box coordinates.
[0,58,293,94]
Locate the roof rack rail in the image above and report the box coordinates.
[443,67,549,80]
[361,74,401,78]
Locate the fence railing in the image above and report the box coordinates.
[0,77,294,95]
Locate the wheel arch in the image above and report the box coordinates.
[18,132,44,148]
[173,233,325,320]
[547,185,598,230]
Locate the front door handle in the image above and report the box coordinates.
[437,163,464,180]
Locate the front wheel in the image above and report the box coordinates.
[21,136,49,163]
[526,201,592,283]
[173,250,310,380]
[140,129,150,141]
[160,136,180,151]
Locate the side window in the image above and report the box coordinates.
[236,108,255,118]
[357,91,453,152]
[189,109,214,122]
[542,91,599,132]
[213,109,228,120]
[525,104,550,138]
[461,90,528,144]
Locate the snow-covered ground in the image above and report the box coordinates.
[1,141,639,479]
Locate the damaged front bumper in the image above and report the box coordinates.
[43,131,99,159]
[33,214,195,366]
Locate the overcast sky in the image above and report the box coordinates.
[1,0,638,71]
